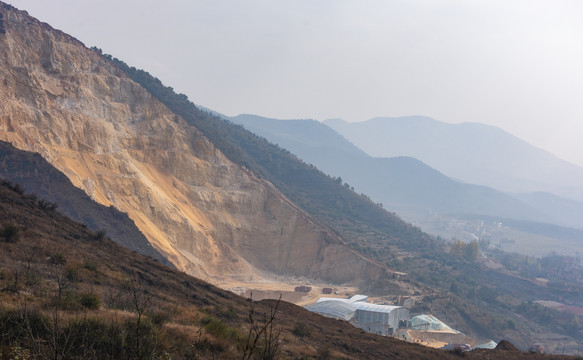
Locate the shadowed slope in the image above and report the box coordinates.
[0,140,168,263]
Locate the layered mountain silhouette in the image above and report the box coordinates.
[324,116,583,204]
[513,192,583,231]
[228,114,580,228]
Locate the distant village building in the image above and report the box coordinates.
[529,343,545,354]
[391,271,408,280]
[294,286,312,293]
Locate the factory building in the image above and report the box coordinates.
[305,295,409,336]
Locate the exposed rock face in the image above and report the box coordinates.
[0,140,169,265]
[0,4,390,286]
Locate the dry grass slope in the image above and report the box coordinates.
[0,179,575,359]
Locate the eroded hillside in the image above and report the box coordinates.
[0,3,390,287]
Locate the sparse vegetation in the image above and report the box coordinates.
[79,292,101,309]
[83,260,97,272]
[201,315,240,341]
[240,295,282,360]
[449,240,479,262]
[49,253,67,266]
[0,222,19,243]
[37,198,58,211]
[93,229,106,241]
[448,347,466,357]
[292,322,311,338]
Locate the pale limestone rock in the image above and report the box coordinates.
[0,4,392,288]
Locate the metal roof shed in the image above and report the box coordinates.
[304,300,356,321]
[353,303,409,336]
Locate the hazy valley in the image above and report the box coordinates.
[229,114,583,256]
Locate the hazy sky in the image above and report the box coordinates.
[9,0,583,167]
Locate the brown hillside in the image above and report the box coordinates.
[0,179,575,359]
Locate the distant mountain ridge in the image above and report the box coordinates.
[324,116,583,203]
[229,114,568,227]
[513,192,583,230]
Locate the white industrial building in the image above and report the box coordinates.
[305,295,409,336]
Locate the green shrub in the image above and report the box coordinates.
[59,291,83,310]
[93,229,107,241]
[65,267,78,282]
[37,199,58,211]
[215,305,237,320]
[79,292,101,309]
[83,260,97,272]
[24,269,41,287]
[200,315,214,326]
[201,315,240,340]
[49,253,66,266]
[0,223,19,243]
[148,310,170,326]
[292,323,311,338]
[317,346,331,359]
[66,317,123,358]
[122,317,164,359]
[0,307,49,342]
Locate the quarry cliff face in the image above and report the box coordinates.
[0,4,389,285]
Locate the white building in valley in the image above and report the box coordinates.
[305,295,409,336]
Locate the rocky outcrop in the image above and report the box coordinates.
[0,3,391,286]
